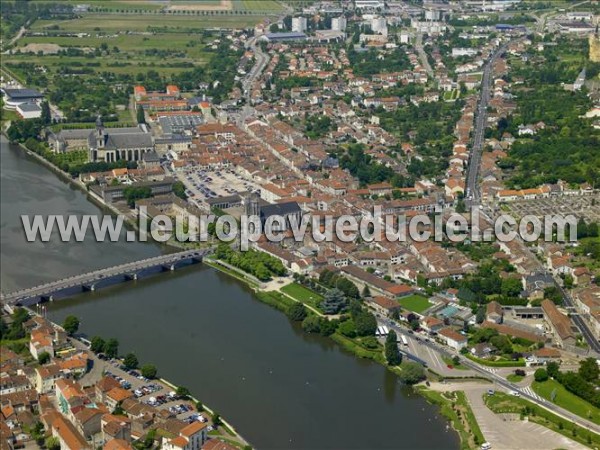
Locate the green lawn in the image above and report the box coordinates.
[465,354,525,367]
[442,356,469,370]
[397,294,431,314]
[532,379,600,425]
[280,283,323,311]
[506,374,525,383]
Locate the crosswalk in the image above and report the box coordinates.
[481,366,498,374]
[520,386,543,401]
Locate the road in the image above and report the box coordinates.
[379,317,600,435]
[414,33,433,78]
[557,282,600,353]
[1,249,210,306]
[466,41,511,205]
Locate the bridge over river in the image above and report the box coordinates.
[1,248,212,307]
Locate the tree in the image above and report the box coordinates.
[40,101,51,125]
[176,386,190,399]
[534,368,548,382]
[579,357,599,383]
[103,338,119,359]
[136,105,146,124]
[196,401,204,412]
[385,330,402,366]
[476,306,485,324]
[38,351,50,365]
[45,436,60,450]
[301,315,321,333]
[90,336,105,354]
[287,303,307,322]
[320,288,347,314]
[212,412,222,427]
[501,278,522,298]
[62,315,80,335]
[362,285,371,298]
[141,364,157,379]
[354,310,377,336]
[398,362,425,384]
[547,361,560,379]
[269,23,279,32]
[124,353,139,370]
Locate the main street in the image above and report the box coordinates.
[466,41,510,205]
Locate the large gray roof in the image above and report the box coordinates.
[105,132,153,150]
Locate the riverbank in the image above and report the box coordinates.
[24,310,252,449]
[2,133,463,448]
[1,132,187,250]
[203,254,481,446]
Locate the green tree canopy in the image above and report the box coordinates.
[62,315,80,335]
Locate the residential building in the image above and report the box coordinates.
[437,328,468,350]
[291,17,307,33]
[541,300,576,347]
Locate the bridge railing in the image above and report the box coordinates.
[1,249,210,300]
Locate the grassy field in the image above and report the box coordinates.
[31,14,265,32]
[484,391,600,448]
[532,379,600,425]
[397,294,431,313]
[237,0,284,11]
[280,283,324,311]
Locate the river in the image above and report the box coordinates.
[0,136,459,450]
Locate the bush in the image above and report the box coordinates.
[534,368,548,382]
[287,303,307,322]
[338,319,357,338]
[301,315,321,333]
[398,362,426,384]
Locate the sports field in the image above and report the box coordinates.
[397,295,432,314]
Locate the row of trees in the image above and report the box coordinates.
[215,244,287,281]
[88,334,158,379]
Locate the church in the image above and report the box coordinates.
[48,117,155,163]
[88,117,154,163]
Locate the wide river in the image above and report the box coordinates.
[0,136,459,450]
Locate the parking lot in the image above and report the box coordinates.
[102,359,212,428]
[176,167,261,208]
[504,193,600,223]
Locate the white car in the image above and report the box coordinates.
[510,391,520,397]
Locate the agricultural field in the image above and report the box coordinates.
[397,294,432,314]
[30,14,266,33]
